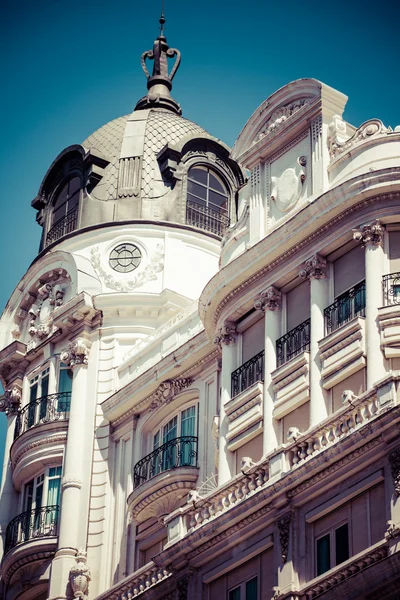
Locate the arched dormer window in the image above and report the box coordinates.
[186,166,230,236]
[46,176,81,246]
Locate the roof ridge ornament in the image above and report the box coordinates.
[135,6,182,115]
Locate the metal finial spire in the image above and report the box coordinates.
[159,0,165,37]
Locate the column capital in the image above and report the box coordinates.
[0,384,22,415]
[213,322,236,348]
[353,219,384,247]
[60,337,92,369]
[299,254,327,280]
[254,286,282,311]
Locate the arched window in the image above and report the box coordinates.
[46,176,80,245]
[186,166,230,236]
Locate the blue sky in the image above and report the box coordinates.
[0,0,398,468]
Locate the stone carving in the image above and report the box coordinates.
[272,588,282,600]
[91,243,164,292]
[385,520,400,540]
[353,219,384,247]
[213,322,236,348]
[328,117,392,159]
[61,338,92,368]
[27,281,65,349]
[241,456,255,474]
[176,572,191,600]
[286,426,301,442]
[299,254,327,280]
[118,157,141,198]
[342,389,357,406]
[148,378,193,411]
[69,549,91,599]
[389,448,400,497]
[253,99,310,145]
[254,286,282,311]
[270,156,307,213]
[0,385,22,414]
[277,513,292,563]
[62,475,83,490]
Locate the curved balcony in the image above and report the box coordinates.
[14,392,71,440]
[45,206,78,247]
[186,201,230,237]
[129,437,199,523]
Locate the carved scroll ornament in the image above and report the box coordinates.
[60,338,92,368]
[149,378,193,411]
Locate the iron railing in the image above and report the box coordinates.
[324,280,366,334]
[4,505,59,554]
[186,201,230,237]
[14,392,71,440]
[382,272,400,305]
[231,349,264,397]
[133,436,198,488]
[46,207,78,246]
[276,318,310,367]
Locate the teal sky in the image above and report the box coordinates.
[0,0,398,469]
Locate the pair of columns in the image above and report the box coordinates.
[216,219,386,484]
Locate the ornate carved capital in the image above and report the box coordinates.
[0,385,22,415]
[213,322,236,348]
[149,378,193,411]
[277,513,292,564]
[299,254,327,280]
[353,219,384,247]
[62,475,82,490]
[254,286,282,311]
[389,448,400,496]
[69,548,91,599]
[61,338,92,368]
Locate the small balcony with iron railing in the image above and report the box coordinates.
[14,392,71,440]
[45,207,78,247]
[128,437,199,523]
[324,280,366,335]
[276,318,310,368]
[186,201,230,237]
[379,273,400,359]
[1,505,59,582]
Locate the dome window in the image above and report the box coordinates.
[46,176,81,246]
[186,166,230,236]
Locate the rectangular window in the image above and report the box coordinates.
[27,367,50,427]
[316,523,349,576]
[58,362,73,411]
[228,577,258,600]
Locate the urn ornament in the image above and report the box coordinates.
[69,549,91,599]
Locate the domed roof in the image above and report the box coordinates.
[82,108,210,201]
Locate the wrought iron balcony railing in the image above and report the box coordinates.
[4,505,59,554]
[231,349,264,398]
[276,318,310,367]
[186,201,230,237]
[14,392,71,440]
[382,272,400,305]
[133,436,198,488]
[324,280,366,335]
[45,207,78,246]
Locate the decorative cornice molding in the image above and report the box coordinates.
[252,99,311,146]
[299,254,327,280]
[254,286,282,311]
[213,322,236,348]
[353,219,384,247]
[60,338,91,368]
[149,378,193,411]
[389,448,400,496]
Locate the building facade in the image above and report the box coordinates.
[0,20,400,600]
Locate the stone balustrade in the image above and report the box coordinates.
[96,564,172,600]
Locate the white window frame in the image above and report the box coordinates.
[314,519,350,577]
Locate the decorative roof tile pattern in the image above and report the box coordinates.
[141,110,208,197]
[82,115,129,199]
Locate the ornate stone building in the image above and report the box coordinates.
[1,17,400,600]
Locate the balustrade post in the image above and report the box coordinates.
[254,287,281,454]
[353,220,386,388]
[214,323,236,485]
[300,255,329,426]
[49,337,92,600]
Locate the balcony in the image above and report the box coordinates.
[128,437,199,523]
[231,350,264,397]
[14,392,71,440]
[378,272,400,358]
[45,206,78,246]
[186,201,230,237]
[324,280,366,334]
[276,318,310,368]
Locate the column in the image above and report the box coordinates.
[49,337,92,600]
[0,386,21,555]
[353,220,386,388]
[214,323,236,485]
[254,287,281,454]
[300,255,329,426]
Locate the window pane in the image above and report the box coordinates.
[335,523,349,565]
[68,177,80,196]
[58,366,73,394]
[317,534,331,575]
[246,577,257,600]
[187,179,207,200]
[209,189,228,210]
[54,182,69,209]
[208,171,226,194]
[68,189,80,211]
[229,587,241,600]
[188,167,208,186]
